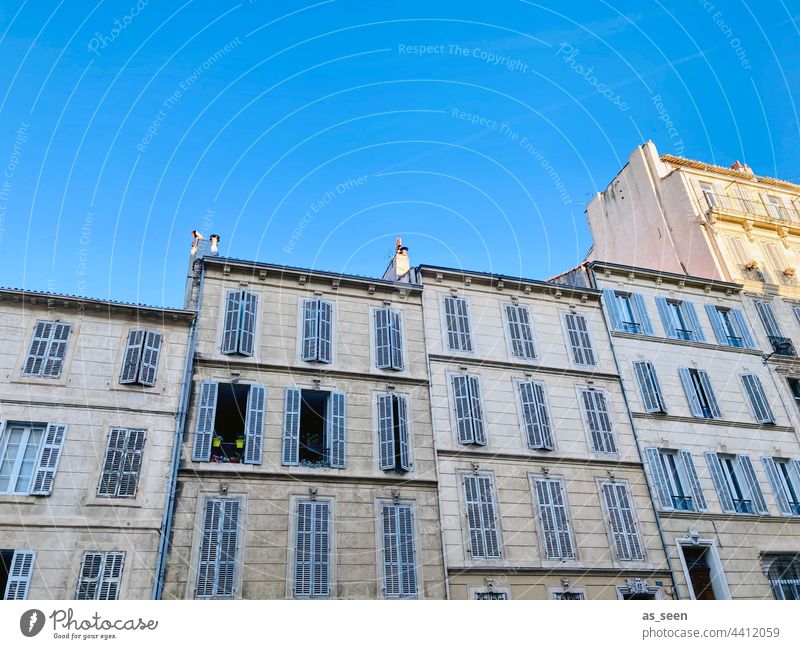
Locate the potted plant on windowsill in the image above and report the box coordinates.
[212,435,222,448]
[235,436,245,449]
[744,260,759,271]
[784,267,796,277]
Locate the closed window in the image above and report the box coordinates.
[119,330,163,386]
[300,298,333,363]
[294,500,330,599]
[705,305,755,348]
[0,549,35,600]
[282,388,346,469]
[452,374,486,446]
[0,422,66,496]
[633,361,666,414]
[761,457,800,516]
[645,448,707,512]
[755,300,795,356]
[221,290,258,356]
[22,320,72,378]
[75,551,125,600]
[195,498,241,599]
[504,303,536,359]
[475,591,509,600]
[579,389,617,454]
[381,503,417,599]
[563,312,596,366]
[767,556,800,600]
[679,368,722,419]
[443,296,473,352]
[374,308,404,370]
[532,477,575,560]
[97,428,146,498]
[603,290,653,335]
[517,380,553,449]
[741,374,774,423]
[705,452,768,515]
[463,474,501,559]
[600,482,645,561]
[377,393,411,472]
[655,297,705,342]
[788,378,800,412]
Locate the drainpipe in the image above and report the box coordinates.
[152,263,205,599]
[589,266,682,600]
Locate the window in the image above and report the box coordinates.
[22,320,72,378]
[788,378,800,412]
[580,389,617,454]
[552,591,585,600]
[705,452,768,515]
[755,300,795,356]
[563,312,596,366]
[443,295,473,352]
[762,457,800,516]
[377,393,411,472]
[452,374,486,446]
[600,482,644,561]
[699,182,717,208]
[191,381,266,464]
[633,361,666,414]
[679,368,722,419]
[463,474,501,559]
[475,591,509,600]
[381,503,417,598]
[97,428,146,498]
[645,448,707,512]
[282,388,346,468]
[294,500,330,598]
[762,242,796,285]
[655,297,705,342]
[602,290,653,335]
[300,298,333,363]
[724,236,763,281]
[504,303,536,359]
[741,374,774,423]
[195,498,240,599]
[75,551,125,600]
[532,478,575,560]
[767,556,800,600]
[0,422,66,496]
[1,550,35,600]
[119,330,163,386]
[221,290,258,356]
[765,195,789,221]
[678,543,729,600]
[374,308,404,370]
[704,305,755,348]
[517,380,553,449]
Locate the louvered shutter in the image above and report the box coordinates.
[683,301,706,342]
[633,361,665,413]
[317,300,333,363]
[645,448,672,510]
[216,499,240,597]
[301,299,319,361]
[23,321,52,376]
[375,309,392,369]
[535,479,574,560]
[565,313,595,365]
[97,427,127,497]
[455,297,473,351]
[118,429,145,498]
[328,391,346,468]
[602,289,622,331]
[221,291,241,354]
[75,552,104,600]
[389,311,404,370]
[3,550,35,600]
[196,499,221,598]
[139,331,162,386]
[192,381,218,462]
[518,381,553,449]
[464,475,500,559]
[42,322,71,378]
[762,457,793,515]
[382,504,400,596]
[443,296,459,350]
[282,388,301,466]
[632,293,653,335]
[741,374,773,423]
[705,305,728,345]
[679,450,707,511]
[467,375,487,446]
[698,371,722,418]
[243,385,266,464]
[238,291,257,356]
[602,483,644,561]
[396,394,411,471]
[382,504,417,598]
[295,501,313,597]
[313,502,330,597]
[679,368,704,418]
[732,309,756,348]
[119,330,145,384]
[377,393,396,470]
[755,300,782,337]
[582,390,616,453]
[725,236,750,270]
[97,552,125,600]
[506,304,536,358]
[655,297,677,338]
[29,423,66,495]
[453,375,474,444]
[739,454,768,514]
[704,452,735,513]
[294,501,330,598]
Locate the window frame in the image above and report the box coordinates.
[376,500,419,599]
[577,387,618,455]
[675,538,731,600]
[530,474,577,563]
[96,427,147,499]
[441,293,475,354]
[448,372,488,447]
[289,496,335,599]
[371,305,407,373]
[297,297,335,364]
[598,479,646,564]
[20,319,73,380]
[501,301,537,361]
[460,471,503,562]
[561,309,597,368]
[219,289,259,357]
[514,378,555,451]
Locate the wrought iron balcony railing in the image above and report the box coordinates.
[703,192,800,223]
[733,498,754,514]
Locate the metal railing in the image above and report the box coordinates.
[621,321,642,334]
[703,192,800,223]
[733,498,754,514]
[726,335,744,348]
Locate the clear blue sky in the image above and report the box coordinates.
[0,1,797,307]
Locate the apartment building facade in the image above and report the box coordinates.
[0,288,193,600]
[408,264,674,600]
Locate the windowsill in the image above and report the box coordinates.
[0,493,41,504]
[9,374,69,388]
[83,495,144,508]
[610,330,763,354]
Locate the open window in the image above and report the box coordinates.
[1,549,35,600]
[678,541,730,600]
[282,388,346,469]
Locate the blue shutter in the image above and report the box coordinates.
[382,504,417,598]
[632,293,653,335]
[762,457,793,515]
[295,501,330,598]
[655,297,677,338]
[739,454,768,514]
[301,299,318,361]
[467,375,486,445]
[518,381,553,449]
[645,448,672,510]
[453,375,475,444]
[196,499,221,598]
[464,475,500,559]
[196,498,240,599]
[633,361,665,413]
[317,300,333,363]
[282,388,301,466]
[602,289,622,331]
[375,309,392,369]
[238,291,257,356]
[139,331,162,386]
[679,450,707,511]
[192,381,218,462]
[29,423,67,495]
[243,385,266,464]
[3,550,35,600]
[732,309,756,348]
[221,291,241,354]
[216,500,240,597]
[535,479,574,560]
[390,310,404,370]
[755,300,782,338]
[705,304,727,345]
[119,330,144,384]
[396,394,411,472]
[679,368,704,417]
[704,452,735,513]
[602,482,644,561]
[377,393,395,470]
[698,370,722,418]
[683,301,706,342]
[741,374,774,423]
[328,391,346,468]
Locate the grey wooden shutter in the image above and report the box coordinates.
[679,368,704,417]
[295,501,313,597]
[755,300,782,337]
[645,448,673,510]
[119,330,145,384]
[382,503,400,597]
[312,501,330,598]
[565,312,595,365]
[42,322,71,378]
[762,457,793,515]
[443,296,459,350]
[196,499,222,598]
[739,454,768,514]
[295,501,329,598]
[683,301,705,342]
[705,305,728,345]
[317,300,333,363]
[732,309,756,348]
[741,374,774,423]
[704,452,735,513]
[518,381,553,449]
[505,304,536,358]
[377,393,396,470]
[698,370,722,418]
[238,291,257,356]
[216,499,240,597]
[467,375,487,445]
[97,552,125,600]
[328,391,346,468]
[655,297,677,338]
[3,550,35,600]
[455,297,473,351]
[382,504,417,598]
[118,429,145,498]
[243,385,266,464]
[192,381,218,462]
[139,331,162,386]
[396,394,411,471]
[463,474,500,559]
[535,479,574,560]
[397,504,416,596]
[30,423,67,495]
[375,309,392,369]
[23,320,52,376]
[602,289,622,331]
[97,427,126,497]
[582,390,616,453]
[75,552,104,600]
[632,293,654,334]
[452,375,475,444]
[389,310,404,370]
[221,291,241,354]
[282,388,301,466]
[301,299,319,361]
[602,482,644,561]
[679,450,707,511]
[633,361,665,413]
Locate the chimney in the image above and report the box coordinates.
[209,233,220,256]
[383,237,411,282]
[730,160,755,177]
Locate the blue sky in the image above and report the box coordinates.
[0,1,798,307]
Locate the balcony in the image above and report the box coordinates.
[768,336,797,357]
[703,192,800,225]
[733,498,754,514]
[671,495,694,512]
